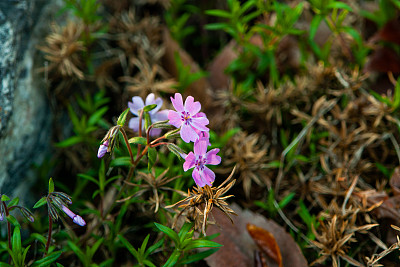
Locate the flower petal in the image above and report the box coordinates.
[205,148,221,165]
[193,169,206,187]
[128,96,144,116]
[191,116,209,131]
[149,128,162,137]
[128,117,143,132]
[181,123,199,143]
[184,96,201,116]
[168,110,182,128]
[194,139,207,156]
[145,93,156,105]
[171,93,184,112]
[203,167,216,186]
[97,142,108,158]
[183,152,196,171]
[153,110,169,122]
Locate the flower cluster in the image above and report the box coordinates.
[168,93,221,187]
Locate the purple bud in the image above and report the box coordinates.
[73,215,86,226]
[61,205,86,227]
[97,140,109,158]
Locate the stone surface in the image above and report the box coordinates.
[0,0,60,198]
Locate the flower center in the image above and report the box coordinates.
[181,111,192,125]
[195,155,207,171]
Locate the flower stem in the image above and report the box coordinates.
[3,202,11,263]
[120,127,134,164]
[45,216,53,256]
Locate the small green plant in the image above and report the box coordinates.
[154,222,222,266]
[255,188,295,218]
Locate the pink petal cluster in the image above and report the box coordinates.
[168,93,209,143]
[183,138,221,187]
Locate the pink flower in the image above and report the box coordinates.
[168,93,209,143]
[128,94,168,137]
[183,138,221,187]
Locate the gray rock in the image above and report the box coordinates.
[0,0,61,198]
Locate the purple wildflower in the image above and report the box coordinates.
[61,205,86,226]
[128,93,168,137]
[183,138,221,187]
[168,93,209,143]
[97,140,109,158]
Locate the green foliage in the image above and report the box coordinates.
[56,91,109,148]
[173,52,208,93]
[164,0,198,45]
[255,189,295,218]
[154,222,222,266]
[370,77,400,112]
[359,0,400,27]
[118,234,162,267]
[67,238,108,267]
[206,0,304,88]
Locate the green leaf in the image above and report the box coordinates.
[88,106,108,126]
[89,238,104,258]
[12,226,22,254]
[77,174,99,185]
[204,22,231,31]
[8,197,19,207]
[33,197,47,209]
[183,239,222,251]
[162,250,181,267]
[309,14,323,40]
[7,215,20,227]
[148,147,157,172]
[128,137,147,145]
[178,223,193,243]
[110,157,132,167]
[32,251,62,267]
[327,2,352,11]
[205,9,232,18]
[1,195,10,201]
[180,248,220,264]
[67,241,86,265]
[49,178,55,193]
[144,239,163,258]
[154,223,180,246]
[278,192,295,209]
[139,234,150,255]
[117,108,130,126]
[118,234,139,258]
[143,259,156,267]
[30,233,47,246]
[56,136,83,147]
[143,104,157,112]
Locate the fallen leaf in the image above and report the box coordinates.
[390,167,400,196]
[247,223,283,267]
[364,47,400,74]
[205,203,307,267]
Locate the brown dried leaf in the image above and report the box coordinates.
[205,203,307,267]
[247,224,283,267]
[389,167,400,196]
[364,47,400,74]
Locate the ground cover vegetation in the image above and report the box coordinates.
[2,0,400,266]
